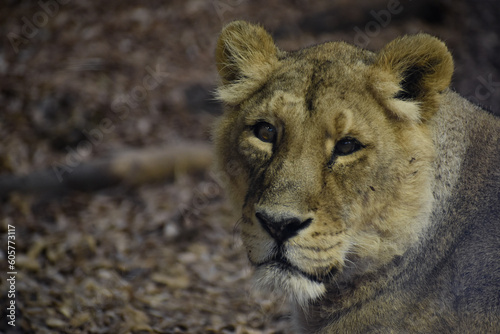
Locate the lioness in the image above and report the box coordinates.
[214,21,500,333]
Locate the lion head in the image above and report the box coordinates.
[213,21,453,306]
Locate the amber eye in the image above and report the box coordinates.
[334,137,363,156]
[253,122,276,143]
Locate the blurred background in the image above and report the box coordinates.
[0,0,498,333]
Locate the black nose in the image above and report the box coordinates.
[256,211,312,243]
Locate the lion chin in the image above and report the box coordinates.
[253,260,328,307]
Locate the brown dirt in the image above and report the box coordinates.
[0,1,498,333]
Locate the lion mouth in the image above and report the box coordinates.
[255,253,337,284]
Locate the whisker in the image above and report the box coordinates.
[232,216,244,248]
[343,257,357,269]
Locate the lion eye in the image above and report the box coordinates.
[253,122,276,143]
[334,137,363,156]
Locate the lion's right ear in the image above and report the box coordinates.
[369,34,453,122]
[215,21,279,105]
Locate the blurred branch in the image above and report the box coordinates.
[0,143,213,197]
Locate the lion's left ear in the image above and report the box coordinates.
[215,21,280,106]
[369,34,453,122]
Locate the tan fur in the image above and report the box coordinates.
[214,21,500,333]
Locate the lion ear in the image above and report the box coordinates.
[370,34,454,122]
[215,21,279,105]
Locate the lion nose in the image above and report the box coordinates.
[255,211,312,243]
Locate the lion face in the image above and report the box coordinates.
[214,22,453,305]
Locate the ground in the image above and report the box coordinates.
[0,1,499,333]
